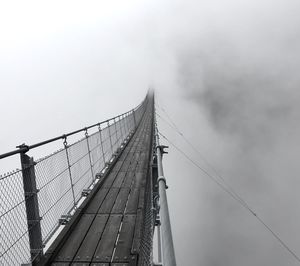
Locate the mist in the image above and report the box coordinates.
[160,0,300,265]
[1,0,300,265]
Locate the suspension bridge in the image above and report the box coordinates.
[2,90,300,266]
[0,91,176,266]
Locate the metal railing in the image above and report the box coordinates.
[0,96,148,265]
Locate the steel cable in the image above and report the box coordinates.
[158,130,300,264]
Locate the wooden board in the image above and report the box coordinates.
[131,209,143,254]
[92,215,122,263]
[112,214,136,262]
[112,172,126,187]
[98,188,119,214]
[122,172,135,188]
[132,173,144,188]
[127,160,139,172]
[125,188,140,214]
[112,160,125,172]
[111,188,130,214]
[47,99,154,265]
[54,214,94,262]
[101,171,118,188]
[84,188,109,214]
[138,188,145,210]
[73,214,109,262]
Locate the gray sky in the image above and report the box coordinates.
[1,0,300,265]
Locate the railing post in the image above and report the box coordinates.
[113,117,120,146]
[20,147,43,265]
[155,141,177,266]
[124,113,130,135]
[85,129,95,182]
[132,109,137,129]
[107,120,114,154]
[63,138,76,207]
[157,218,162,262]
[98,124,106,165]
[119,115,124,142]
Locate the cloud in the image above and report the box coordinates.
[156,0,300,265]
[1,0,300,265]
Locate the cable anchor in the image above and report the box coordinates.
[63,135,68,147]
[156,145,169,156]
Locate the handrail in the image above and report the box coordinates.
[0,91,150,265]
[0,101,144,160]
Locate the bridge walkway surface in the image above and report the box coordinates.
[42,100,154,266]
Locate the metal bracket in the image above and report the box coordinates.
[105,161,112,167]
[16,143,30,153]
[84,127,89,137]
[153,194,160,208]
[95,173,103,179]
[62,135,68,147]
[157,145,169,155]
[155,218,161,226]
[82,189,91,197]
[157,176,168,189]
[59,214,72,225]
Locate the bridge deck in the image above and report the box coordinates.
[44,103,153,265]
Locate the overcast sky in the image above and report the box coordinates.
[1,0,300,265]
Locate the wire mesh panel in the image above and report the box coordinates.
[101,126,113,162]
[0,94,149,265]
[88,130,105,177]
[35,149,73,243]
[135,98,147,126]
[109,122,119,153]
[0,171,31,265]
[138,178,155,266]
[138,106,155,266]
[127,112,135,131]
[67,138,93,202]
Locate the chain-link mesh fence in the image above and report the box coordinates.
[0,170,30,266]
[137,101,156,266]
[138,169,155,266]
[0,96,148,265]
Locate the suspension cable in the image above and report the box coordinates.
[156,117,300,264]
[156,111,253,212]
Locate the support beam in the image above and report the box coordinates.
[20,151,43,265]
[155,141,176,266]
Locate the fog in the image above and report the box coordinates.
[1,0,300,265]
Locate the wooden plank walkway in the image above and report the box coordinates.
[45,101,153,266]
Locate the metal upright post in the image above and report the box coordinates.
[20,148,43,265]
[63,138,76,207]
[155,134,177,266]
[132,109,137,129]
[124,113,130,135]
[119,115,124,141]
[124,113,129,136]
[85,129,95,182]
[107,121,114,155]
[114,117,120,146]
[98,124,106,165]
[156,217,162,263]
